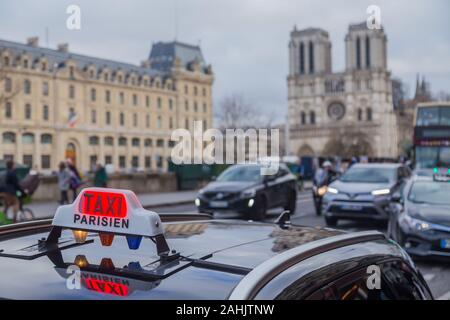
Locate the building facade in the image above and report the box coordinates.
[288,23,399,159]
[0,37,213,173]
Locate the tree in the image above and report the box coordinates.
[214,93,275,129]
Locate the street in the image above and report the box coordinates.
[151,190,450,300]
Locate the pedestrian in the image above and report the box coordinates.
[66,158,82,202]
[0,161,27,223]
[93,163,108,188]
[57,162,71,205]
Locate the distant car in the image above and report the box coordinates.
[322,163,411,226]
[195,164,297,220]
[388,172,450,259]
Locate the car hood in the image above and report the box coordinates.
[330,180,393,194]
[202,181,258,193]
[409,204,450,227]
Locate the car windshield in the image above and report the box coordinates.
[408,181,450,205]
[339,167,395,183]
[217,165,262,182]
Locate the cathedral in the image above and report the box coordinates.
[287,22,399,159]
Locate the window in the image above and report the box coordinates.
[41,134,52,144]
[185,118,189,129]
[5,102,12,119]
[131,156,139,168]
[25,104,32,120]
[133,113,138,127]
[120,112,125,126]
[22,133,34,144]
[157,116,162,129]
[91,110,97,124]
[202,87,207,97]
[104,136,114,146]
[119,92,124,105]
[3,132,16,144]
[184,85,188,94]
[169,99,173,110]
[69,66,75,78]
[119,156,126,168]
[41,155,51,169]
[194,86,198,96]
[145,156,151,169]
[301,112,306,125]
[185,100,189,111]
[42,82,49,96]
[23,155,33,168]
[146,95,150,107]
[106,111,111,125]
[357,108,362,121]
[133,94,138,106]
[299,42,305,74]
[157,97,162,109]
[105,90,111,103]
[308,41,314,73]
[169,117,174,129]
[43,105,49,121]
[105,155,112,165]
[146,114,150,128]
[119,137,127,146]
[104,73,108,82]
[356,37,361,70]
[90,155,98,169]
[41,62,47,71]
[144,138,152,147]
[194,101,198,112]
[157,139,164,148]
[367,108,373,121]
[203,103,207,113]
[365,36,371,68]
[23,59,29,68]
[310,111,316,124]
[132,138,140,147]
[69,85,75,99]
[156,155,163,168]
[4,77,12,92]
[90,88,96,101]
[3,56,10,66]
[118,75,123,83]
[24,79,31,94]
[89,70,94,78]
[89,136,99,145]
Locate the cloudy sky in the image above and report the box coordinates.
[0,0,449,123]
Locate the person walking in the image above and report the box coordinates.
[93,163,108,188]
[57,162,71,205]
[66,158,82,202]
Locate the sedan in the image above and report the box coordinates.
[195,164,297,220]
[322,163,411,226]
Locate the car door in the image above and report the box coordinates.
[263,171,284,208]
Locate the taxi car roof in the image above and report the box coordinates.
[0,216,348,299]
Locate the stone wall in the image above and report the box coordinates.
[32,172,177,201]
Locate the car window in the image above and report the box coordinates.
[380,261,431,300]
[339,167,395,183]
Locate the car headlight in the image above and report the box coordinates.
[327,187,338,194]
[317,186,328,196]
[403,214,430,231]
[241,188,256,198]
[371,188,390,196]
[195,198,200,206]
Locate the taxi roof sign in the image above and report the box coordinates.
[52,187,164,237]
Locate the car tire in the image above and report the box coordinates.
[284,191,296,216]
[325,216,337,227]
[251,196,267,221]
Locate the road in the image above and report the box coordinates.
[152,190,450,299]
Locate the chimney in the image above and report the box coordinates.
[27,37,39,47]
[57,43,69,53]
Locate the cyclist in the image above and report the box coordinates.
[0,161,28,223]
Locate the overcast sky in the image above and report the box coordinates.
[0,0,449,123]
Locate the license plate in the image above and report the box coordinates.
[440,239,450,249]
[210,201,228,208]
[341,204,363,211]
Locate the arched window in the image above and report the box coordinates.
[310,111,316,124]
[144,138,152,147]
[89,136,99,145]
[118,137,127,146]
[22,133,35,144]
[308,41,314,73]
[24,79,31,94]
[366,108,373,121]
[299,42,305,74]
[2,132,16,144]
[132,138,140,147]
[357,108,363,121]
[356,37,361,69]
[41,134,52,144]
[301,112,306,125]
[365,36,371,68]
[104,136,114,146]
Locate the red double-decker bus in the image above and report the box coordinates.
[413,102,450,169]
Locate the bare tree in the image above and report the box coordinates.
[215,93,275,129]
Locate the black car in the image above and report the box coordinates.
[0,187,433,300]
[388,172,450,259]
[322,163,411,226]
[195,164,297,220]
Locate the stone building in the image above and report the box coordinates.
[287,22,399,159]
[0,37,213,173]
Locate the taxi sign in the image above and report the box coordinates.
[52,187,164,238]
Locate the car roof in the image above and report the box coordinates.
[0,217,350,299]
[351,163,402,169]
